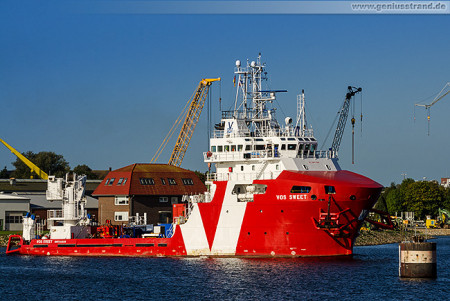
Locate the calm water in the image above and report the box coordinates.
[1,237,449,300]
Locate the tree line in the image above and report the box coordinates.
[0,151,98,179]
[375,178,450,219]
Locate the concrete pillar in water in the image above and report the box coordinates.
[399,240,436,278]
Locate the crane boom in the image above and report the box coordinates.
[331,86,362,155]
[0,138,49,180]
[151,78,220,167]
[414,82,450,135]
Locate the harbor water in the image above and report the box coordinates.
[1,236,449,300]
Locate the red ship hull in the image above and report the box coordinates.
[7,170,382,257]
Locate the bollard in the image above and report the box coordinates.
[399,237,436,278]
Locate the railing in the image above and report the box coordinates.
[204,150,335,162]
[211,126,315,139]
[207,171,281,181]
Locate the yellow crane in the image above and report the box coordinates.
[414,82,450,135]
[151,78,221,167]
[0,138,49,180]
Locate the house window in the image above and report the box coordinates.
[182,178,194,185]
[159,196,169,203]
[171,197,178,204]
[161,178,166,185]
[168,178,177,185]
[114,211,129,222]
[104,179,109,185]
[115,196,129,205]
[122,178,127,185]
[106,178,115,185]
[5,214,23,224]
[140,178,155,185]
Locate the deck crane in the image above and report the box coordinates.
[0,138,49,180]
[331,86,362,164]
[151,78,221,167]
[414,82,450,135]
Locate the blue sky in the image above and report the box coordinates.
[0,1,449,186]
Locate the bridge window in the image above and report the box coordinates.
[281,144,286,150]
[218,146,223,152]
[255,145,265,150]
[211,146,216,152]
[224,145,230,152]
[288,144,296,150]
[238,145,243,151]
[231,145,236,151]
[290,186,311,193]
[245,145,251,151]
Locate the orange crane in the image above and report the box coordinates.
[414,82,450,135]
[0,138,49,179]
[151,78,220,167]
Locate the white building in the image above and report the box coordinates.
[0,193,30,231]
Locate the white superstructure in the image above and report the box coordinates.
[204,54,340,183]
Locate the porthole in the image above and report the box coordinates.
[350,195,356,200]
[311,195,317,200]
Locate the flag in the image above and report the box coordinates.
[233,76,236,87]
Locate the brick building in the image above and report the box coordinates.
[92,164,206,225]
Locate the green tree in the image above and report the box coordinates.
[193,170,207,184]
[11,151,70,179]
[385,188,403,214]
[404,181,443,218]
[0,166,9,179]
[73,164,98,179]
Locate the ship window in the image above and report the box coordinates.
[114,211,129,222]
[117,178,123,185]
[140,178,155,185]
[288,144,296,150]
[280,137,286,141]
[276,164,279,170]
[325,186,336,194]
[304,138,310,141]
[231,145,236,151]
[245,138,251,141]
[218,146,223,152]
[171,197,178,204]
[311,138,316,141]
[238,145,243,151]
[252,165,255,171]
[299,144,303,150]
[245,145,251,151]
[159,196,169,203]
[224,145,230,152]
[161,178,166,185]
[115,196,129,205]
[168,178,177,185]
[255,145,265,150]
[290,186,311,193]
[288,138,296,141]
[255,138,264,141]
[241,166,244,171]
[211,146,216,152]
[297,138,304,141]
[182,178,194,185]
[311,144,316,151]
[281,144,286,150]
[304,144,310,151]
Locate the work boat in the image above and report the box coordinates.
[6,55,382,257]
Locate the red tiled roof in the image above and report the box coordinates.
[92,163,206,196]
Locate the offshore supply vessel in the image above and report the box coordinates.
[6,55,382,257]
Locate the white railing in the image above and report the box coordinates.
[207,171,281,181]
[204,150,335,162]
